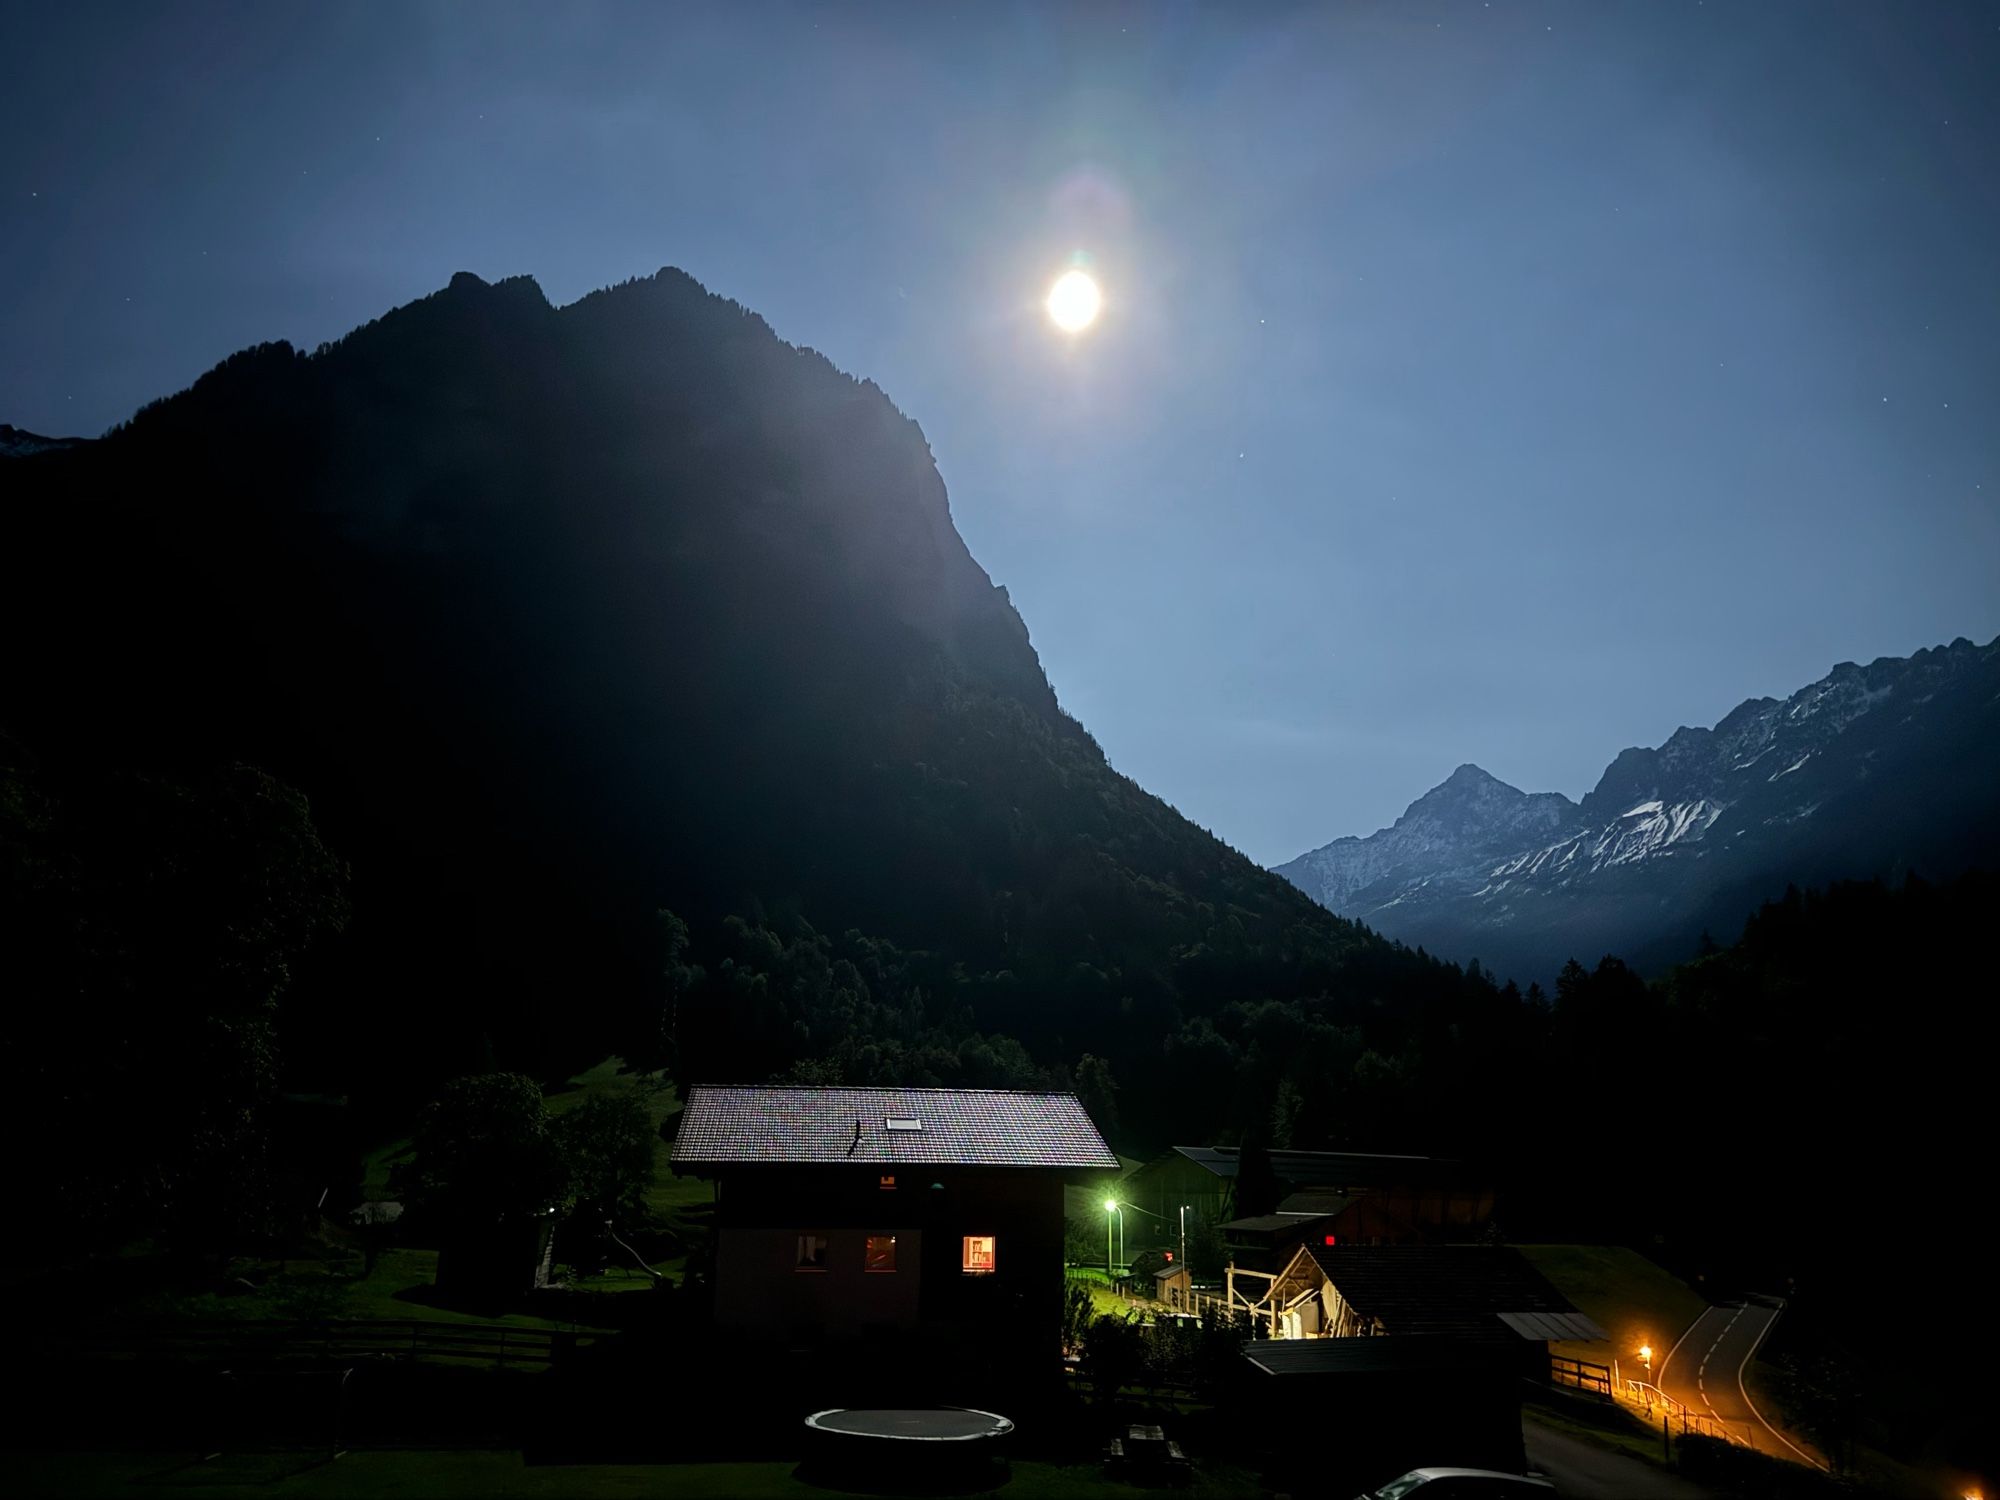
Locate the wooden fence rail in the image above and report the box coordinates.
[1548,1354,1614,1399]
[41,1319,584,1368]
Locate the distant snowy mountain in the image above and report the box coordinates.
[1273,636,2000,982]
[1275,763,1582,915]
[0,424,85,458]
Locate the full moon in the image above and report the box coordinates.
[1046,269,1102,332]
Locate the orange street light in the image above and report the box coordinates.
[1638,1344,1654,1381]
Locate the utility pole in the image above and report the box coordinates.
[1179,1205,1187,1272]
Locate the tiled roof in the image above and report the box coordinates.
[670,1085,1119,1170]
[1302,1245,1583,1337]
[1167,1145,1460,1188]
[1220,1212,1339,1236]
[1244,1337,1519,1377]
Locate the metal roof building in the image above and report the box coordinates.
[670,1084,1119,1172]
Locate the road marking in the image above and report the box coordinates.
[1733,1303,1830,1472]
[1657,1304,1718,1387]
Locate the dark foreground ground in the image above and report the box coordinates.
[4,1415,1727,1500]
[5,1451,1252,1499]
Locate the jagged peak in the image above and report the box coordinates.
[1395,764,1537,827]
[1443,762,1498,787]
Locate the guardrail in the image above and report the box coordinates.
[1617,1377,1747,1447]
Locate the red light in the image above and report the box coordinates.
[1163,1251,1173,1261]
[1323,1235,1337,1246]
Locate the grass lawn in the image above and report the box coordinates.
[132,1247,615,1335]
[1522,1390,1676,1469]
[1064,1267,1137,1319]
[5,1451,1264,1499]
[1516,1244,1710,1375]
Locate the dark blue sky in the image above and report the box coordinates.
[7,2,1997,864]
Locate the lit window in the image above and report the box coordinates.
[879,1174,897,1191]
[961,1235,997,1274]
[796,1234,829,1271]
[865,1235,897,1273]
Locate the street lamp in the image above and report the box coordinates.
[1103,1197,1124,1279]
[1638,1344,1654,1383]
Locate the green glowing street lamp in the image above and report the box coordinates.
[1103,1197,1124,1278]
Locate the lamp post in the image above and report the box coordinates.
[1639,1344,1653,1385]
[1103,1197,1124,1280]
[1178,1204,1188,1272]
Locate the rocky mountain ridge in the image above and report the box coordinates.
[1274,636,2000,980]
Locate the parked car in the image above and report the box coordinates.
[1360,1468,1556,1499]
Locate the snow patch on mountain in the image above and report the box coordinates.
[1272,637,2000,962]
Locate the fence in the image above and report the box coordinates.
[1615,1374,1747,1447]
[44,1319,583,1369]
[1548,1354,1613,1399]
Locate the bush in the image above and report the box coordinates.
[1079,1315,1146,1403]
[1675,1435,1848,1499]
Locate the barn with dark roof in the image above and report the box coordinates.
[670,1085,1117,1359]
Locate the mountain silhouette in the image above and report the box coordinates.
[4,268,1454,1117]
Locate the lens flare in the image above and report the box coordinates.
[1047,270,1102,332]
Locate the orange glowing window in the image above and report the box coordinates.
[961,1235,997,1274]
[865,1235,897,1273]
[879,1174,897,1191]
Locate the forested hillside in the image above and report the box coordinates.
[2,269,1485,1163]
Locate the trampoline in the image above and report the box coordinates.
[804,1407,1015,1446]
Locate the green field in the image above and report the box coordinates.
[1064,1266,1137,1319]
[1516,1243,1711,1374]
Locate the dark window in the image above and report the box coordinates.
[796,1234,829,1271]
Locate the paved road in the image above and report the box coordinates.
[1522,1418,1717,1499]
[1656,1301,1823,1467]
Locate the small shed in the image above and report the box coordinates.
[1154,1262,1192,1311]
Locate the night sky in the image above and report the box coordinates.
[7,1,1997,865]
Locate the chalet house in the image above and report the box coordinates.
[1227,1244,1604,1363]
[1124,1145,1495,1252]
[670,1085,1117,1366]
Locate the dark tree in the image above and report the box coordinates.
[401,1073,569,1236]
[1,745,348,1255]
